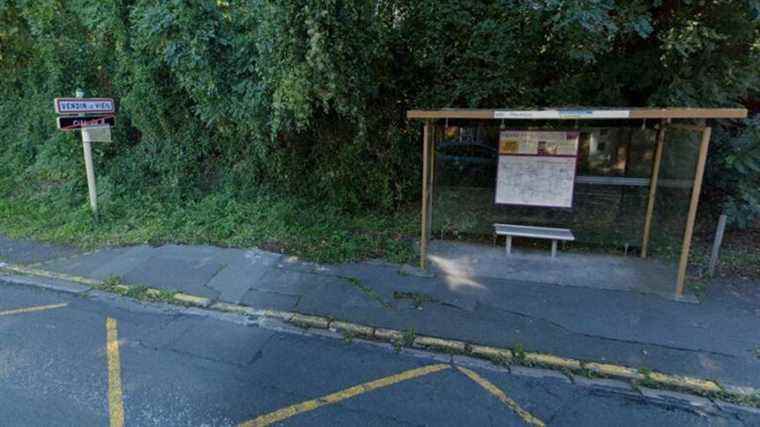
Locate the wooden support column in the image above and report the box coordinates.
[675,126,712,296]
[641,122,667,258]
[419,121,434,270]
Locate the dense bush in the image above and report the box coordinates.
[1,1,758,222]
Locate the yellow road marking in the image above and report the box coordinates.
[106,317,125,427]
[0,303,68,316]
[239,364,450,427]
[457,367,545,427]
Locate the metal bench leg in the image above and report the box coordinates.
[506,236,512,255]
[551,240,557,258]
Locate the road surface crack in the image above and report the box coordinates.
[485,304,737,359]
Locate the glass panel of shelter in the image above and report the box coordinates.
[432,122,694,261]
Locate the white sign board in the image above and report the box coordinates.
[55,98,115,114]
[82,125,112,142]
[495,131,579,208]
[494,109,629,120]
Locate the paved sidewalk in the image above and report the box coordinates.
[2,235,759,389]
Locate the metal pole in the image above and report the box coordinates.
[76,89,98,214]
[82,140,98,213]
[708,214,727,277]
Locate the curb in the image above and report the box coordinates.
[1,263,101,286]
[1,262,758,409]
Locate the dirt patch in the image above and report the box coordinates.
[711,229,760,279]
[259,240,286,254]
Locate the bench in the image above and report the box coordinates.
[494,224,575,258]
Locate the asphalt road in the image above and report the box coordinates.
[1,280,756,426]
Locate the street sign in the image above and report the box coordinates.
[57,115,115,131]
[55,98,115,114]
[53,92,116,215]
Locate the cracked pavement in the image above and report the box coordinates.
[3,281,759,426]
[3,237,760,391]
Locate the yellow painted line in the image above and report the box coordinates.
[457,366,545,427]
[106,317,125,427]
[1,263,101,286]
[0,303,68,316]
[239,364,450,427]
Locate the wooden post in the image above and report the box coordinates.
[675,126,712,295]
[420,122,433,270]
[708,214,727,277]
[429,124,436,227]
[641,123,667,258]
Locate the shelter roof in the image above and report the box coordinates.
[407,108,747,121]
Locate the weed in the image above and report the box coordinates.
[100,276,129,295]
[125,285,149,299]
[688,279,709,300]
[102,275,125,288]
[513,343,526,361]
[493,353,512,367]
[393,291,434,309]
[636,367,660,388]
[342,332,355,345]
[576,366,596,379]
[394,327,416,351]
[342,276,390,309]
[98,276,175,303]
[144,288,176,303]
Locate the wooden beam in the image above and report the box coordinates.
[628,109,745,120]
[641,124,667,258]
[420,122,433,270]
[429,124,436,232]
[676,127,712,296]
[408,110,496,120]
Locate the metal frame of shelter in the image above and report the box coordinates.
[407,108,748,296]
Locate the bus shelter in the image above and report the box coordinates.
[407,108,747,297]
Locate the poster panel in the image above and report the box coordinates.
[495,131,579,208]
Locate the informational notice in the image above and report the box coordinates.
[495,130,579,208]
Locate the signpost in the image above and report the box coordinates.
[54,92,116,215]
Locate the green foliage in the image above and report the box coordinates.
[709,118,760,228]
[0,186,417,263]
[0,0,758,258]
